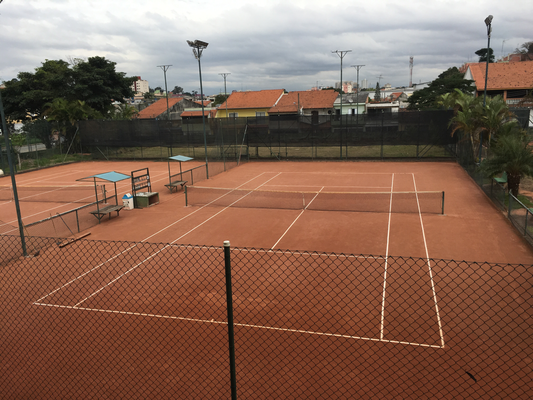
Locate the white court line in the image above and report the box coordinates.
[270,187,324,250]
[33,172,279,305]
[412,173,445,348]
[380,173,394,341]
[1,170,170,227]
[33,303,443,349]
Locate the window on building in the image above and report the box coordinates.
[229,112,238,118]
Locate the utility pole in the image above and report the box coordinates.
[351,65,364,94]
[332,50,351,159]
[409,57,414,88]
[157,65,172,119]
[219,73,231,118]
[351,65,364,135]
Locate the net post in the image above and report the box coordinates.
[184,185,188,206]
[223,240,238,400]
[441,191,445,215]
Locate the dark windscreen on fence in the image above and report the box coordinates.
[79,110,457,161]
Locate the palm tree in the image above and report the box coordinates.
[44,98,98,150]
[477,95,515,149]
[109,104,138,120]
[447,92,483,160]
[481,132,533,196]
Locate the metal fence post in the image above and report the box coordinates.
[223,240,238,400]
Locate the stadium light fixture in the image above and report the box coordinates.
[187,39,209,177]
[480,15,493,161]
[482,15,493,107]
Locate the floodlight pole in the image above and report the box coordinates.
[188,40,209,178]
[332,50,351,159]
[219,73,230,166]
[157,65,172,120]
[0,90,27,256]
[481,15,493,162]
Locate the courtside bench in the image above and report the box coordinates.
[165,174,187,193]
[90,204,124,222]
[494,172,507,185]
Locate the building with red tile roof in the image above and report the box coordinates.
[215,89,285,118]
[136,97,199,119]
[269,90,339,115]
[463,61,533,106]
[180,109,217,119]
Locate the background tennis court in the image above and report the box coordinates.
[1,160,532,398]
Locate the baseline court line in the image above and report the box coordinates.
[33,303,443,349]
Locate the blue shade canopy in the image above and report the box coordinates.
[78,171,131,182]
[169,155,193,162]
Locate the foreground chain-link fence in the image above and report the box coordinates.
[1,235,531,399]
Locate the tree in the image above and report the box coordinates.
[475,47,495,63]
[172,86,183,95]
[71,56,135,114]
[374,82,381,102]
[143,92,155,101]
[109,104,138,120]
[213,94,229,106]
[447,92,483,159]
[442,88,523,165]
[514,41,533,60]
[1,59,74,120]
[478,95,515,145]
[20,120,53,149]
[481,131,533,196]
[1,57,135,120]
[407,67,475,110]
[44,98,98,148]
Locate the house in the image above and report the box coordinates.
[269,90,339,117]
[366,92,409,114]
[135,97,200,120]
[180,108,217,121]
[334,92,369,115]
[215,89,285,118]
[462,61,533,106]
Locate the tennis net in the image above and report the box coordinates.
[0,185,107,204]
[185,186,445,214]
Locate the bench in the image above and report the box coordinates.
[90,204,124,222]
[494,172,507,185]
[165,174,188,193]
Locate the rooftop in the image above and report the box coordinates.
[136,98,183,119]
[271,90,339,113]
[465,61,533,91]
[219,89,285,110]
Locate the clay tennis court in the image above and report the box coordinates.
[1,160,532,398]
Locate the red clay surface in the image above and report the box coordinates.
[1,160,532,398]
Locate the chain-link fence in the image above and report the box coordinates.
[1,236,531,398]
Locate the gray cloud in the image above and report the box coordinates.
[1,0,532,95]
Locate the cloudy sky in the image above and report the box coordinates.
[0,0,531,95]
